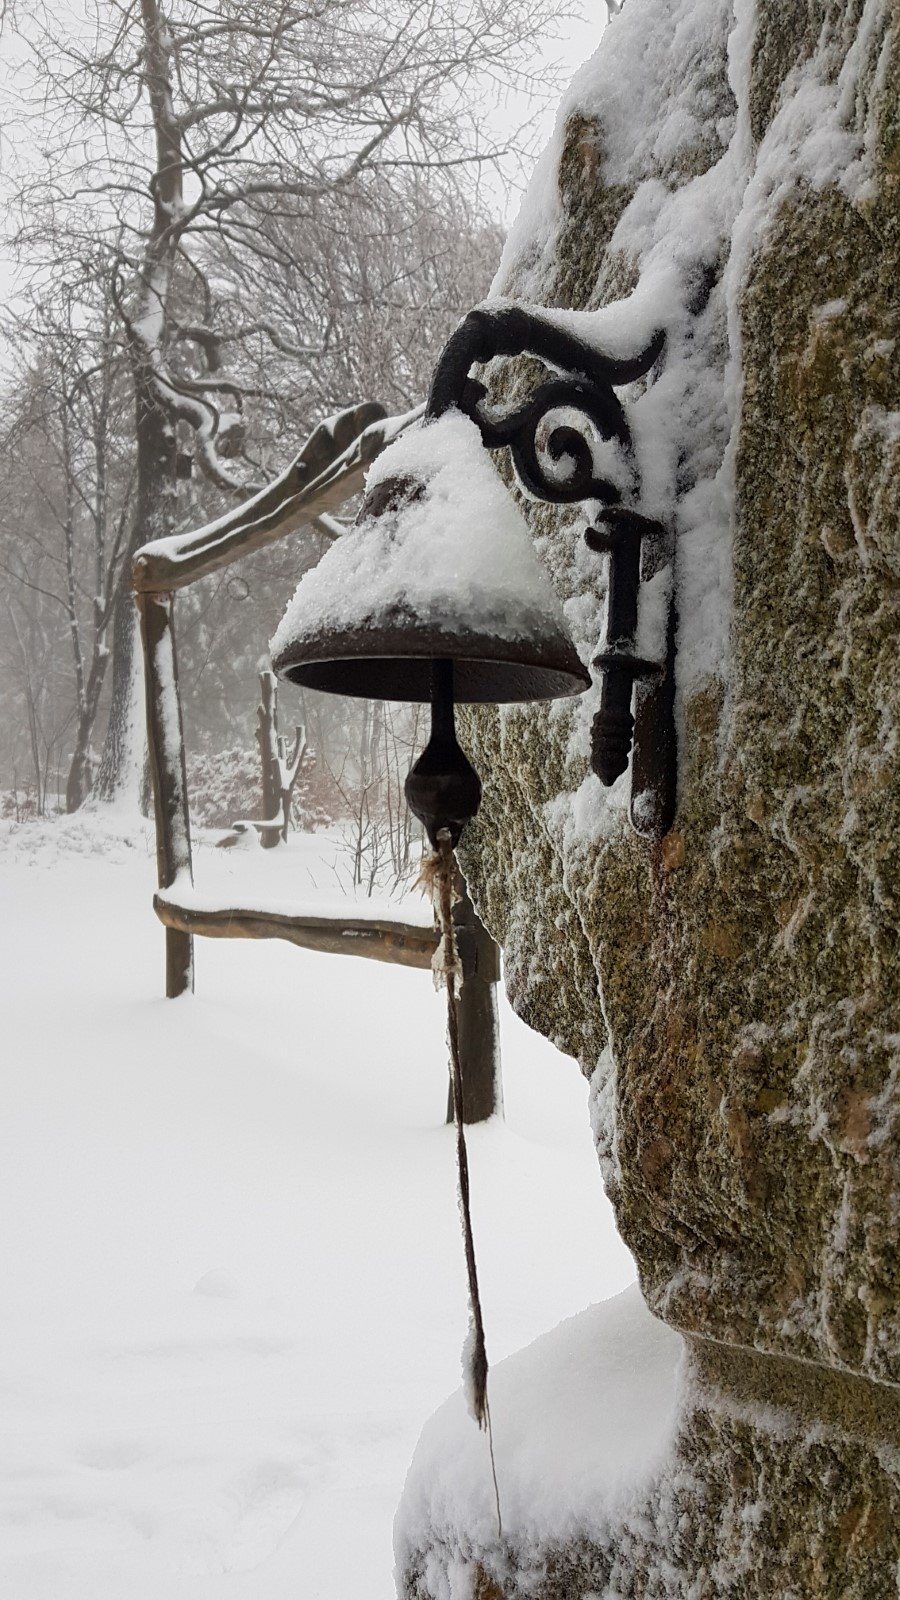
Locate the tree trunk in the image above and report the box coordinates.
[65,712,95,812]
[448,877,502,1125]
[96,382,177,803]
[95,580,138,803]
[98,0,182,807]
[65,642,111,812]
[256,670,282,848]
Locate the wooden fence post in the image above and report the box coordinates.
[450,877,502,1124]
[138,591,194,997]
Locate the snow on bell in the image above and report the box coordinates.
[270,410,590,846]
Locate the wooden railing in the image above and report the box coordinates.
[133,401,405,996]
[132,399,502,1120]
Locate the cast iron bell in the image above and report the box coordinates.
[271,411,590,847]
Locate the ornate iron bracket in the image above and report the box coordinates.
[426,304,677,840]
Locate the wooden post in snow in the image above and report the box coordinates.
[138,591,194,997]
[450,877,503,1124]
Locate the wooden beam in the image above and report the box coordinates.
[154,895,439,971]
[450,878,503,1124]
[132,402,406,594]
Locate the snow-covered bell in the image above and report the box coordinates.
[271,411,589,846]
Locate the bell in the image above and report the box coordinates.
[271,411,590,845]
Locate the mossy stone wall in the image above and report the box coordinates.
[400,0,900,1594]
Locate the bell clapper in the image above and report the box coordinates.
[404,660,482,850]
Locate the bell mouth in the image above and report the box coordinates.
[273,625,591,705]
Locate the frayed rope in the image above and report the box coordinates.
[420,830,502,1538]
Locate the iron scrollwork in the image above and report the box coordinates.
[426,303,677,840]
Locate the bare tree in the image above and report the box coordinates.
[255,667,306,845]
[0,281,137,810]
[319,696,426,896]
[6,0,554,804]
[208,172,504,440]
[0,588,73,816]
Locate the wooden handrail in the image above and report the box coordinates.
[154,894,438,970]
[132,403,419,594]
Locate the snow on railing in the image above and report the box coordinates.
[133,402,421,594]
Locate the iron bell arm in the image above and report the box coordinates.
[426,303,665,416]
[423,302,677,840]
[426,303,665,508]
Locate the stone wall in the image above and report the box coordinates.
[397,0,900,1593]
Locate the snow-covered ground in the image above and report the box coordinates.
[0,815,634,1599]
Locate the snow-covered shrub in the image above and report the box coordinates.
[186,744,260,830]
[0,786,42,822]
[186,741,338,832]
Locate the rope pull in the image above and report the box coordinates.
[421,830,502,1536]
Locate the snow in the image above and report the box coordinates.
[132,263,168,352]
[487,0,890,857]
[493,122,568,302]
[270,411,575,669]
[394,1284,684,1579]
[0,813,635,1599]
